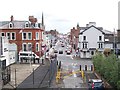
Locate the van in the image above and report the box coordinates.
[18,51,39,61]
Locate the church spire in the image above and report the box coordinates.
[77,22,80,29]
[42,12,44,26]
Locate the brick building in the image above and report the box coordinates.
[0,15,44,58]
[70,23,80,50]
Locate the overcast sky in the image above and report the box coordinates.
[0,0,119,34]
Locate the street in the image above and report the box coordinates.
[53,39,93,88]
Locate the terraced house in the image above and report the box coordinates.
[0,15,45,63]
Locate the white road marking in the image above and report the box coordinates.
[72,69,77,77]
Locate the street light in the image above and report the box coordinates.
[114,28,116,54]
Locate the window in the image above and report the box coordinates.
[25,23,29,28]
[36,43,39,52]
[98,43,101,48]
[83,36,86,41]
[6,32,10,39]
[23,32,27,40]
[99,36,102,41]
[1,32,5,36]
[11,32,16,40]
[0,37,3,55]
[9,23,13,28]
[101,43,103,48]
[83,43,84,48]
[28,43,32,51]
[36,32,39,40]
[23,43,27,51]
[85,43,87,48]
[98,43,103,48]
[28,32,32,40]
[91,51,94,55]
[1,60,6,70]
[83,43,88,48]
[38,23,41,28]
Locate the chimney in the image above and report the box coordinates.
[34,18,37,23]
[86,24,89,27]
[73,27,75,29]
[88,22,96,27]
[29,16,34,23]
[10,15,14,21]
[29,16,37,24]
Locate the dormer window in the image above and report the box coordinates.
[9,22,13,28]
[38,23,41,28]
[25,22,29,28]
[35,23,38,28]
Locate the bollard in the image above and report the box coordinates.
[85,65,87,71]
[42,59,44,65]
[58,61,61,69]
[93,65,94,72]
[57,60,58,65]
[91,65,93,71]
[79,65,81,71]
[56,71,61,83]
[81,70,84,79]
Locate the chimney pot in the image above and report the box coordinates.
[10,15,14,21]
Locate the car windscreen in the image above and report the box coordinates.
[94,82,103,87]
[20,53,28,56]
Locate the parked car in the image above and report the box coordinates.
[59,50,63,54]
[54,49,58,53]
[88,79,104,90]
[66,50,71,55]
[61,44,64,47]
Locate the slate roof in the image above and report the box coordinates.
[79,25,105,35]
[79,25,113,35]
[0,20,41,29]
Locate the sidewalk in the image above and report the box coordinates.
[2,63,40,89]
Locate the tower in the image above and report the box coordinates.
[41,12,45,30]
[42,12,44,26]
[77,23,80,30]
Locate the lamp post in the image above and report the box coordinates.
[113,28,116,55]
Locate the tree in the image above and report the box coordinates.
[92,53,120,89]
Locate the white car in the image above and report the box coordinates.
[66,50,71,55]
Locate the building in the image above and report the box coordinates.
[0,15,44,62]
[70,23,80,51]
[45,30,59,48]
[0,36,9,67]
[78,22,115,58]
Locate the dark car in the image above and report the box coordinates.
[61,44,64,47]
[54,50,58,53]
[88,79,104,90]
[59,50,63,54]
